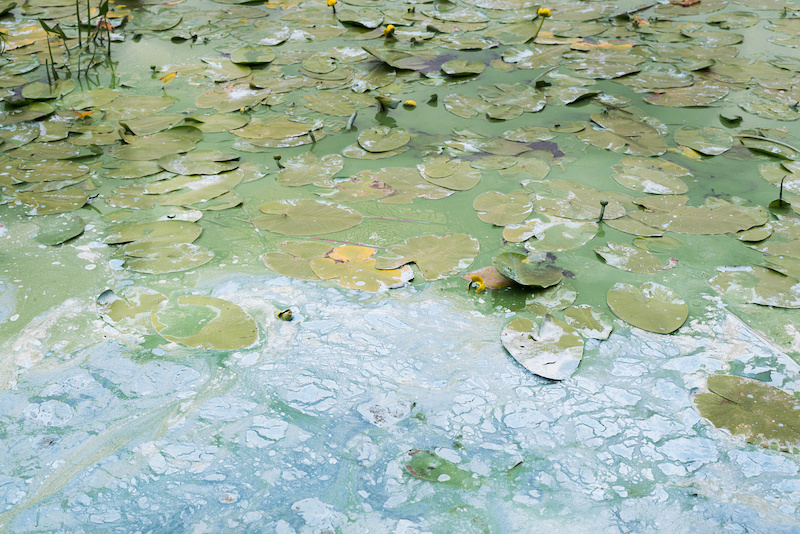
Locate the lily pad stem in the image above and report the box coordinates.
[598,200,609,222]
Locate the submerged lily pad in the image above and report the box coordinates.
[152,296,258,350]
[403,449,479,489]
[34,215,84,245]
[563,305,613,340]
[501,316,584,381]
[695,375,800,453]
[606,282,688,334]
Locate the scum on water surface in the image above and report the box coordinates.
[1,0,800,530]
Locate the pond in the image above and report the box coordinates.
[0,0,799,531]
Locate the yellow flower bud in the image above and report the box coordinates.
[537,7,551,17]
[383,24,396,37]
[327,0,336,6]
[403,100,417,108]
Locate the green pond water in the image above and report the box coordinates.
[1,0,800,531]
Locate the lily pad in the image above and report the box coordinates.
[563,305,613,340]
[611,157,691,195]
[16,188,88,215]
[105,220,202,245]
[358,126,411,153]
[122,242,215,274]
[674,126,733,156]
[253,199,362,236]
[501,316,584,381]
[526,282,578,315]
[34,215,84,245]
[473,191,533,226]
[442,59,485,76]
[595,242,664,274]
[695,375,800,453]
[493,252,564,288]
[310,245,413,292]
[374,234,479,280]
[277,153,344,187]
[158,150,239,175]
[152,296,258,350]
[606,282,688,334]
[629,196,766,235]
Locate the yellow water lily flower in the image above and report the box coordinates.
[383,24,396,37]
[403,100,416,108]
[469,275,486,293]
[537,7,551,17]
[327,0,336,5]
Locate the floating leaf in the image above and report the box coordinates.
[606,282,688,334]
[461,266,513,289]
[501,316,584,381]
[595,242,664,274]
[629,196,766,235]
[563,305,613,340]
[358,126,411,153]
[493,252,563,288]
[254,199,362,236]
[16,188,88,215]
[505,215,598,252]
[374,234,479,280]
[277,153,344,187]
[230,45,276,65]
[577,114,667,157]
[473,191,533,226]
[526,282,578,315]
[441,59,485,76]
[105,220,202,245]
[310,245,413,292]
[695,375,800,453]
[611,157,691,195]
[152,296,258,350]
[158,150,239,175]
[97,287,167,333]
[34,215,84,246]
[710,265,800,308]
[674,126,733,156]
[122,242,215,274]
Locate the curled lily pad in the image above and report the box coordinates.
[493,252,563,288]
[501,316,584,381]
[674,126,733,156]
[563,305,613,340]
[374,234,479,281]
[358,126,411,153]
[695,375,800,453]
[461,266,513,290]
[152,296,258,350]
[404,449,479,489]
[606,282,688,334]
[310,245,413,292]
[254,199,362,236]
[595,242,664,274]
[473,191,533,226]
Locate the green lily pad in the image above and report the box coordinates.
[105,220,202,245]
[310,245,413,292]
[230,45,276,65]
[611,157,691,195]
[501,316,584,381]
[505,215,597,252]
[403,449,479,489]
[315,175,394,202]
[710,265,800,308]
[577,114,667,157]
[606,282,688,334]
[152,296,258,350]
[473,191,533,226]
[525,282,578,315]
[493,252,564,288]
[595,242,664,274]
[122,242,215,274]
[16,188,88,215]
[101,95,175,121]
[21,79,75,100]
[528,180,631,221]
[695,375,800,453]
[277,153,344,187]
[629,196,766,235]
[158,150,239,175]
[358,126,411,153]
[254,199,362,236]
[442,59,485,76]
[261,253,321,281]
[478,83,545,112]
[563,305,613,340]
[644,80,729,107]
[374,234,479,280]
[196,85,271,113]
[97,287,167,333]
[674,126,733,156]
[34,215,84,245]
